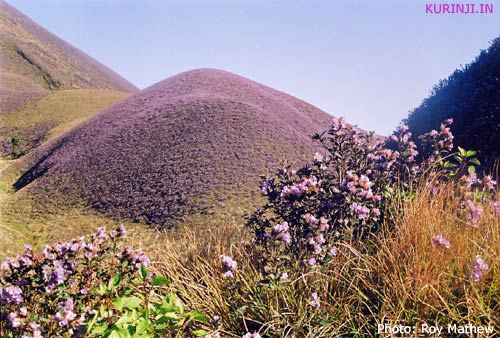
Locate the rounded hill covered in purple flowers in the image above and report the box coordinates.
[14,68,333,227]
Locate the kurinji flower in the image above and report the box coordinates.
[482,175,497,190]
[493,201,500,218]
[330,246,338,256]
[350,203,370,219]
[314,152,324,162]
[276,231,291,244]
[19,307,28,316]
[280,272,289,280]
[431,234,451,249]
[308,258,317,266]
[465,199,483,227]
[303,213,319,228]
[397,124,409,133]
[470,255,488,282]
[2,285,23,304]
[243,333,262,338]
[118,224,127,237]
[273,221,289,233]
[223,271,234,279]
[371,208,381,217]
[9,312,21,328]
[310,292,320,308]
[220,255,237,270]
[319,217,329,231]
[358,175,372,190]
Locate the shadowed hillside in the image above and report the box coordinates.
[403,36,500,168]
[13,69,333,227]
[0,1,137,113]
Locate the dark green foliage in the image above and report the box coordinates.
[403,36,500,169]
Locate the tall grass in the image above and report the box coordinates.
[143,177,499,337]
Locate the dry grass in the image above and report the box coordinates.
[135,179,500,337]
[0,89,129,156]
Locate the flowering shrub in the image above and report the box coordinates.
[246,117,431,278]
[0,226,208,337]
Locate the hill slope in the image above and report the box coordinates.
[403,37,500,168]
[0,1,137,113]
[14,69,332,227]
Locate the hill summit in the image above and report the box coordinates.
[15,69,333,227]
[0,1,137,113]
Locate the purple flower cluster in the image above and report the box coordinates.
[280,176,319,200]
[0,225,149,337]
[431,234,451,249]
[465,199,483,227]
[470,255,489,282]
[273,221,291,244]
[419,118,454,161]
[309,292,320,308]
[220,254,237,279]
[53,298,82,328]
[243,332,262,338]
[1,285,23,305]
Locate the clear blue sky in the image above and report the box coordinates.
[8,0,500,135]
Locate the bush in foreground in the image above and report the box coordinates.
[0,226,209,337]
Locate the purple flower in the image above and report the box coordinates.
[1,285,23,305]
[220,255,237,270]
[350,203,370,219]
[308,258,317,266]
[465,199,483,227]
[9,312,21,328]
[273,221,289,233]
[118,225,127,237]
[493,201,500,218]
[319,217,329,231]
[280,272,289,280]
[223,271,234,279]
[482,175,496,190]
[470,255,488,282]
[330,246,338,256]
[314,152,325,162]
[431,234,451,249]
[275,231,291,244]
[19,307,28,317]
[310,292,320,308]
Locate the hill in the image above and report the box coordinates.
[0,1,137,114]
[13,69,333,228]
[403,36,500,168]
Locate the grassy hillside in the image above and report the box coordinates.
[0,1,137,114]
[12,69,332,228]
[0,89,129,157]
[403,36,500,169]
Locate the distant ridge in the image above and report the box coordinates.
[15,69,333,227]
[0,1,137,113]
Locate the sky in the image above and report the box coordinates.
[8,0,500,135]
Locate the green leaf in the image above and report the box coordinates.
[114,296,142,311]
[470,158,481,166]
[136,318,150,335]
[90,323,109,334]
[466,150,477,157]
[458,146,467,157]
[468,166,476,175]
[108,273,122,290]
[192,329,210,336]
[108,328,131,338]
[151,276,171,286]
[158,312,179,321]
[188,311,207,323]
[141,266,149,281]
